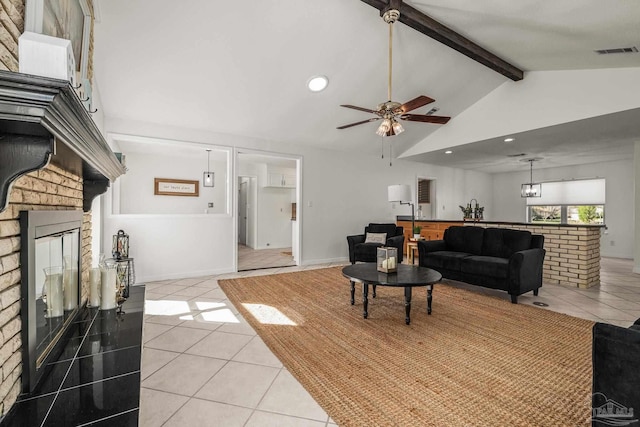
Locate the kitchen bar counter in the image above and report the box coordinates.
[397,217,603,288]
[396,216,605,228]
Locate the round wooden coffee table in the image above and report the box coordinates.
[342,263,442,325]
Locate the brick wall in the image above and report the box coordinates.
[0,165,92,416]
[0,0,23,72]
[0,0,99,416]
[471,223,601,289]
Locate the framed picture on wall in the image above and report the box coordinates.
[24,0,92,81]
[154,178,200,197]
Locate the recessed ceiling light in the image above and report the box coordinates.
[445,150,452,154]
[504,137,515,142]
[307,75,328,92]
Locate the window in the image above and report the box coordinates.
[529,206,561,224]
[567,205,604,225]
[528,205,604,225]
[418,179,431,204]
[526,178,605,225]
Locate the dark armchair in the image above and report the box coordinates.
[347,223,404,264]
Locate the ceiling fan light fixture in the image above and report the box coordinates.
[335,5,450,135]
[392,120,404,135]
[307,75,329,92]
[376,119,392,136]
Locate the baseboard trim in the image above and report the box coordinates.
[137,267,235,283]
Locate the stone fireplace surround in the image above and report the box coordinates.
[0,71,125,416]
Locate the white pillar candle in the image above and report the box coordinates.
[381,259,388,269]
[389,257,396,269]
[100,267,117,310]
[63,268,78,311]
[89,268,101,308]
[44,268,64,318]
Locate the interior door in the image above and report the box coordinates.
[238,180,248,245]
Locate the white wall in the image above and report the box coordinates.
[101,214,234,281]
[492,158,634,258]
[102,118,494,281]
[118,151,227,215]
[402,67,640,157]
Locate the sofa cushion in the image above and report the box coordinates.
[461,255,509,279]
[364,232,387,244]
[354,242,382,261]
[423,251,472,271]
[444,226,484,255]
[482,228,532,259]
[367,223,398,237]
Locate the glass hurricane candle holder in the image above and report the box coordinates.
[377,247,398,273]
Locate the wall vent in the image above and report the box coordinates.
[595,46,638,55]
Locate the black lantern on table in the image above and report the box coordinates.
[112,230,129,260]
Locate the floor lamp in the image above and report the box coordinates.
[388,184,414,236]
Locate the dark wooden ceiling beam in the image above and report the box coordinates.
[360,0,524,81]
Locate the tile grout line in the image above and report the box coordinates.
[40,307,100,427]
[76,407,139,427]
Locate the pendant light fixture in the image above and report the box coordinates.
[521,158,541,198]
[203,149,214,187]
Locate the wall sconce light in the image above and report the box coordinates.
[203,149,214,187]
[521,159,541,198]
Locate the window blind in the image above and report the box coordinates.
[418,180,431,204]
[526,178,605,205]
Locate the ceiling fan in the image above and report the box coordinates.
[337,5,451,136]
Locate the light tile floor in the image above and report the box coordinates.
[139,257,640,426]
[238,244,296,271]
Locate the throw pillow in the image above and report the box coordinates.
[364,232,387,244]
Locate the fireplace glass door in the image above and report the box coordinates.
[20,210,83,392]
[34,228,80,366]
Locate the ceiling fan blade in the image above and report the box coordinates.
[400,114,451,124]
[398,95,435,113]
[336,117,381,129]
[340,104,380,114]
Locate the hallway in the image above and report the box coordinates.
[237,245,295,271]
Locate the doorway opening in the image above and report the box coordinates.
[237,152,300,271]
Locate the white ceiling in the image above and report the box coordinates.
[93,0,640,173]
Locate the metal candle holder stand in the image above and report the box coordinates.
[111,229,133,314]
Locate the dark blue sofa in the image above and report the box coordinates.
[417,226,545,303]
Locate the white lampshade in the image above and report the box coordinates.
[388,184,412,203]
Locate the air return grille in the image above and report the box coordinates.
[595,46,638,55]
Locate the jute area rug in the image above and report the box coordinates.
[219,267,593,426]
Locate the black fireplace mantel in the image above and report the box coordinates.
[0,70,126,212]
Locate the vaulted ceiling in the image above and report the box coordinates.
[93,0,640,173]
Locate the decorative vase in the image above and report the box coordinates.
[43,267,64,318]
[62,256,78,311]
[100,261,117,310]
[89,267,101,308]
